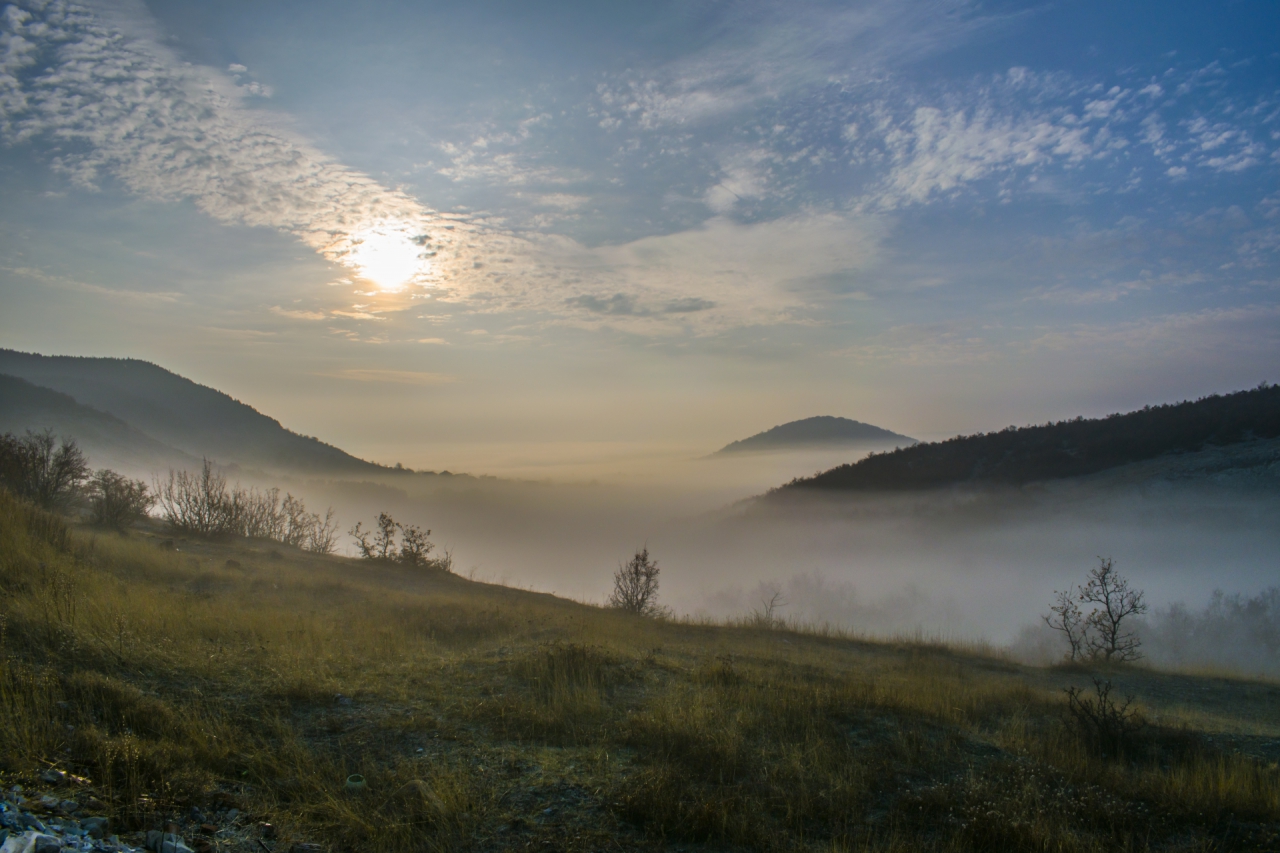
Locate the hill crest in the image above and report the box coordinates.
[716,415,916,454]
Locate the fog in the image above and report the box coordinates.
[139,444,1280,676]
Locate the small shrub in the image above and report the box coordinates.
[608,547,665,616]
[1064,678,1144,758]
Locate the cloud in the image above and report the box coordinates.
[0,0,471,289]
[270,306,327,321]
[324,369,454,385]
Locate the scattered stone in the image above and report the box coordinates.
[258,823,276,839]
[36,772,65,788]
[0,831,61,853]
[146,830,194,853]
[80,817,107,840]
[224,810,238,822]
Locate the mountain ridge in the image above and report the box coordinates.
[0,349,379,474]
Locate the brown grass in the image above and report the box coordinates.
[0,488,1277,852]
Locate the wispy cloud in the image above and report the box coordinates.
[324,368,454,385]
[0,0,470,287]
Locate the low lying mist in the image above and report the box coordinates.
[133,445,1280,677]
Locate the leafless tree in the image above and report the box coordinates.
[155,459,337,551]
[0,430,90,510]
[608,547,665,616]
[1045,557,1148,663]
[307,507,341,555]
[1081,557,1148,662]
[1044,587,1086,661]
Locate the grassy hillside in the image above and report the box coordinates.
[784,384,1280,492]
[0,373,196,474]
[716,416,916,454]
[0,350,378,474]
[0,490,1277,852]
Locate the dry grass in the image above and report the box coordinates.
[0,489,1277,852]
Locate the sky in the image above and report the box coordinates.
[1,0,1278,479]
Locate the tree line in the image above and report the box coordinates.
[786,382,1280,491]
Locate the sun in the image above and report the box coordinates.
[347,225,427,291]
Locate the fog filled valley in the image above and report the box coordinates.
[218,453,1280,677]
[4,352,1280,852]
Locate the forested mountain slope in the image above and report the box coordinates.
[0,349,378,473]
[782,384,1280,492]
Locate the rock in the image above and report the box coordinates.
[32,834,59,853]
[224,809,238,822]
[258,823,276,839]
[36,772,65,788]
[79,817,107,840]
[146,830,193,853]
[0,831,62,853]
[198,824,216,835]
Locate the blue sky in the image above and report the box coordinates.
[1,0,1277,476]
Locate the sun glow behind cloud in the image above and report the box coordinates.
[345,224,430,291]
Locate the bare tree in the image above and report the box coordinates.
[1080,557,1147,662]
[608,547,665,616]
[307,507,341,555]
[89,470,155,529]
[0,430,90,510]
[350,511,400,561]
[1044,587,1086,661]
[1045,557,1148,664]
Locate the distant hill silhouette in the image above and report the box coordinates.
[0,349,379,473]
[716,416,916,454]
[780,385,1280,492]
[0,373,198,473]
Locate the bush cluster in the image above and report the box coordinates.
[0,429,90,510]
[1,430,153,529]
[154,459,339,553]
[349,511,451,570]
